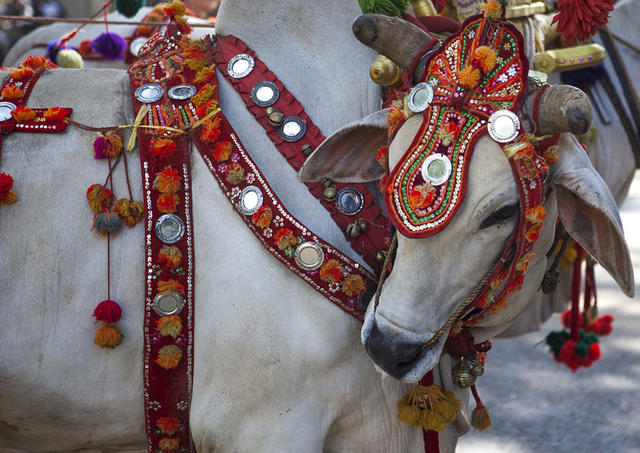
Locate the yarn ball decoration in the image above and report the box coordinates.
[115,0,146,18]
[91,32,127,60]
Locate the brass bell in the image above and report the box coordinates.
[301,144,314,156]
[375,250,387,263]
[452,358,477,389]
[323,186,338,202]
[345,223,362,238]
[355,218,370,234]
[471,363,485,377]
[321,178,334,189]
[266,107,284,127]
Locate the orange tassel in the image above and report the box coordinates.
[158,246,182,268]
[320,260,345,284]
[11,105,36,122]
[156,315,183,338]
[157,417,181,436]
[1,84,24,99]
[157,279,185,296]
[156,345,182,369]
[341,275,366,296]
[94,322,124,349]
[153,167,181,194]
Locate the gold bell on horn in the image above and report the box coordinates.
[369,55,404,88]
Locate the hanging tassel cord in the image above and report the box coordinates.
[58,1,114,48]
[570,245,585,342]
[373,232,398,311]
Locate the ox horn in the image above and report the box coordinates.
[522,85,592,136]
[353,14,433,77]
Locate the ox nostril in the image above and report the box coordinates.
[365,321,425,379]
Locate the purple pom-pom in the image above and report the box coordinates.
[90,32,127,60]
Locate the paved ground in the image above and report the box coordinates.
[458,171,640,453]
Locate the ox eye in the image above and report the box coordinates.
[479,203,519,229]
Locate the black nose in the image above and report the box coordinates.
[364,321,424,379]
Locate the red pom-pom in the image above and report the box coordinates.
[560,309,572,329]
[0,172,14,199]
[586,314,614,336]
[93,299,122,323]
[552,0,614,43]
[587,342,601,361]
[558,340,581,372]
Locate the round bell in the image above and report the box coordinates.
[375,250,387,263]
[301,144,314,156]
[355,218,370,233]
[345,223,361,237]
[471,363,485,377]
[321,178,334,189]
[266,107,284,127]
[323,186,338,202]
[452,360,477,389]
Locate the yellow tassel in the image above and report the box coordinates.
[158,437,180,451]
[0,191,17,204]
[471,405,492,432]
[156,345,182,369]
[94,322,124,349]
[397,384,461,432]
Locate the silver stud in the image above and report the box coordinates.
[421,154,452,186]
[168,85,197,100]
[228,54,255,79]
[135,84,164,103]
[152,292,185,316]
[155,214,185,244]
[294,242,325,271]
[488,110,520,143]
[407,82,434,113]
[336,187,364,216]
[0,102,16,121]
[238,186,263,215]
[251,81,279,107]
[278,116,306,142]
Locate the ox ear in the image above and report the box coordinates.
[551,134,635,297]
[299,109,389,183]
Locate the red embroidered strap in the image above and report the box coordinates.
[129,25,197,453]
[0,65,72,155]
[212,35,388,274]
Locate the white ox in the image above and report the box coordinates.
[0,1,433,452]
[2,7,211,70]
[300,13,634,390]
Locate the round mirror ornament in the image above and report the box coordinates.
[153,292,185,316]
[407,82,434,113]
[228,54,255,79]
[251,81,279,107]
[336,187,364,216]
[278,116,306,142]
[129,36,148,57]
[135,83,164,103]
[488,110,520,143]
[421,154,452,186]
[238,186,264,215]
[155,214,185,244]
[294,242,325,271]
[168,85,197,100]
[0,102,17,121]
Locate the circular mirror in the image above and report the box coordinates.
[421,154,452,186]
[168,85,197,100]
[251,81,279,107]
[488,110,520,143]
[153,292,185,316]
[294,242,325,271]
[0,102,17,121]
[228,54,255,79]
[129,36,148,58]
[155,214,185,244]
[238,186,264,215]
[336,187,364,216]
[407,82,434,113]
[278,116,306,142]
[135,83,164,104]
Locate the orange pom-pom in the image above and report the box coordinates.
[43,107,70,122]
[156,315,183,338]
[11,105,36,122]
[226,162,245,185]
[157,279,185,296]
[251,205,272,229]
[93,133,123,159]
[22,55,57,68]
[525,205,546,224]
[157,417,181,436]
[458,66,481,89]
[86,183,114,213]
[200,117,222,144]
[114,198,143,227]
[481,0,502,20]
[156,344,182,369]
[153,167,181,194]
[157,193,180,214]
[158,437,180,452]
[10,66,34,80]
[341,274,366,296]
[274,228,296,250]
[94,322,124,349]
[1,84,24,99]
[473,46,497,73]
[158,246,182,268]
[211,141,232,162]
[151,137,178,158]
[320,259,344,284]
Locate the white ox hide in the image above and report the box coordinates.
[2,7,211,70]
[505,0,640,335]
[300,14,634,451]
[0,1,431,452]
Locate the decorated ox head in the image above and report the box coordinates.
[300,12,634,383]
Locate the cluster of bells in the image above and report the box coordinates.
[451,356,485,389]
